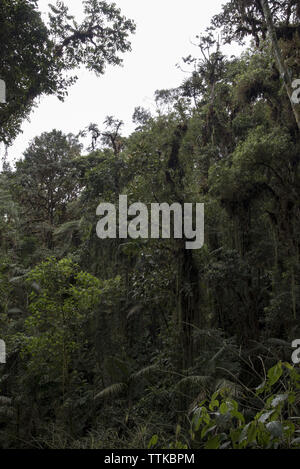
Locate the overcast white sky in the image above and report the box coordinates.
[5,0,243,165]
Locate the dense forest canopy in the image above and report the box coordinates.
[0,0,300,449]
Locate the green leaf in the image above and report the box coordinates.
[247,422,257,444]
[205,435,220,449]
[219,402,228,414]
[209,399,219,411]
[231,409,245,424]
[201,424,217,439]
[266,421,283,438]
[256,380,266,395]
[267,362,283,387]
[258,410,275,424]
[148,434,158,449]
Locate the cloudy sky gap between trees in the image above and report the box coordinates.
[4,0,243,164]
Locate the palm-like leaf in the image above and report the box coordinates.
[94,382,127,401]
[176,375,210,389]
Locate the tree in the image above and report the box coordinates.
[211,0,300,130]
[80,116,124,155]
[0,0,135,145]
[14,130,82,249]
[20,258,102,434]
[212,0,300,47]
[260,0,300,130]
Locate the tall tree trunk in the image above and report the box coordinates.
[260,0,300,131]
[166,123,200,369]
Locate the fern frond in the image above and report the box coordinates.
[176,375,210,389]
[94,383,127,401]
[131,364,159,381]
[215,378,242,397]
[127,304,143,320]
[53,220,81,238]
[267,338,291,347]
